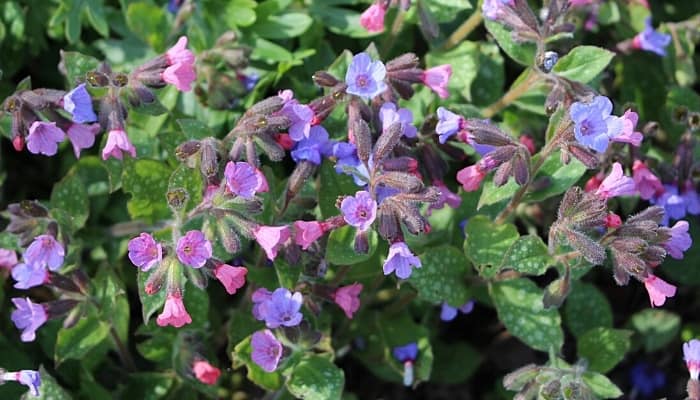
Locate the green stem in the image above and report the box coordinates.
[381,9,407,56]
[482,68,538,119]
[442,10,483,50]
[110,326,137,372]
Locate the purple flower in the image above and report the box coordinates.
[1,370,42,397]
[345,52,387,100]
[682,181,700,215]
[280,96,314,141]
[393,342,418,363]
[435,107,465,144]
[225,161,262,199]
[330,142,370,186]
[595,162,636,200]
[11,263,48,289]
[66,123,100,158]
[663,220,692,260]
[291,125,330,165]
[168,0,184,13]
[128,233,162,271]
[439,300,475,321]
[383,242,421,279]
[176,230,212,268]
[570,96,623,153]
[611,110,642,147]
[257,288,304,329]
[0,248,18,269]
[251,329,283,372]
[341,191,378,232]
[482,0,514,20]
[239,72,259,91]
[379,103,417,138]
[26,121,65,156]
[24,235,64,271]
[634,17,671,57]
[63,83,97,123]
[629,362,665,397]
[11,297,48,342]
[651,185,686,225]
[684,339,700,380]
[252,288,273,320]
[427,180,462,216]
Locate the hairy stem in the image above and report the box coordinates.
[442,10,483,50]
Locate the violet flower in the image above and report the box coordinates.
[11,297,48,342]
[225,161,262,199]
[632,160,663,200]
[66,123,100,158]
[1,370,41,397]
[482,0,514,20]
[684,339,700,380]
[26,121,65,156]
[663,220,692,260]
[176,230,212,268]
[128,233,162,271]
[258,288,303,329]
[633,17,671,57]
[611,110,643,147]
[333,283,363,319]
[439,300,475,322]
[63,83,97,123]
[595,162,636,200]
[11,263,48,290]
[251,329,283,372]
[435,107,465,144]
[291,125,331,165]
[421,65,452,99]
[383,242,421,279]
[24,234,64,271]
[341,191,378,232]
[570,96,623,153]
[345,52,387,100]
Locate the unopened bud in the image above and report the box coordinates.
[312,71,340,87]
[255,133,286,162]
[354,230,369,254]
[512,152,530,185]
[112,73,129,87]
[218,218,241,253]
[353,119,372,165]
[144,260,170,295]
[377,205,401,241]
[493,162,513,187]
[46,299,79,318]
[248,96,284,116]
[167,188,189,210]
[175,140,202,161]
[563,228,606,265]
[12,135,24,151]
[373,122,403,163]
[386,53,420,72]
[567,143,599,168]
[199,140,219,178]
[543,273,570,309]
[86,71,110,87]
[539,379,561,400]
[376,172,423,193]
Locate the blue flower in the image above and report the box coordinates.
[570,96,623,153]
[291,125,331,165]
[435,107,464,144]
[439,300,475,321]
[63,84,97,123]
[629,362,665,397]
[392,342,418,363]
[345,53,387,100]
[635,18,671,57]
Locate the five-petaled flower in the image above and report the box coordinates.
[128,233,162,271]
[251,329,283,372]
[570,96,623,153]
[176,230,212,268]
[341,191,378,232]
[383,242,422,279]
[345,52,387,100]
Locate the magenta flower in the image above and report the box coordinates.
[379,103,417,138]
[456,164,488,192]
[11,297,48,342]
[253,225,291,261]
[663,220,692,260]
[128,233,162,271]
[341,191,377,232]
[11,263,48,289]
[156,293,192,328]
[611,110,643,147]
[176,230,212,268]
[166,36,195,65]
[102,129,136,160]
[192,360,221,385]
[643,275,676,307]
[383,242,421,279]
[435,107,466,144]
[421,65,452,99]
[251,329,283,372]
[66,123,100,158]
[164,36,196,91]
[333,283,363,319]
[255,168,270,193]
[0,248,18,269]
[1,370,42,397]
[684,339,700,380]
[25,234,64,271]
[360,3,386,32]
[427,180,462,216]
[345,52,387,100]
[63,83,97,123]
[258,288,304,329]
[252,288,273,320]
[633,17,671,57]
[224,161,262,199]
[214,264,248,295]
[570,96,623,153]
[26,121,65,156]
[632,160,663,200]
[595,162,636,200]
[293,220,325,250]
[482,0,514,20]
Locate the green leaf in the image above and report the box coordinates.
[274,257,300,289]
[422,0,472,23]
[224,0,257,27]
[629,309,680,352]
[431,341,482,384]
[286,355,345,400]
[167,165,204,213]
[254,13,312,39]
[525,151,587,202]
[55,313,111,365]
[318,161,356,219]
[500,235,552,276]
[50,170,89,233]
[426,41,479,102]
[325,226,378,265]
[125,2,168,51]
[137,270,166,324]
[85,0,109,37]
[484,19,535,66]
[309,5,376,39]
[411,245,469,306]
[564,282,613,337]
[250,37,294,63]
[60,50,100,85]
[490,278,564,352]
[464,215,519,269]
[553,45,615,83]
[122,159,172,223]
[233,335,283,391]
[577,327,631,373]
[477,178,518,209]
[24,366,73,400]
[582,371,623,399]
[119,373,174,400]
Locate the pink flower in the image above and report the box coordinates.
[192,360,221,385]
[604,213,622,228]
[333,283,363,319]
[632,160,663,200]
[0,248,18,269]
[166,36,195,65]
[176,230,212,268]
[102,129,136,160]
[519,135,536,154]
[359,3,386,33]
[26,121,65,156]
[293,220,324,250]
[421,65,452,99]
[611,110,643,147]
[644,275,676,307]
[214,264,248,295]
[255,168,269,193]
[163,62,196,92]
[456,165,487,192]
[595,162,636,200]
[157,293,192,328]
[66,123,100,158]
[253,225,291,261]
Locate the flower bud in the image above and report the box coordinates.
[175,140,202,161]
[386,53,420,73]
[248,96,284,116]
[312,71,340,87]
[566,143,599,168]
[354,230,369,254]
[377,205,401,241]
[218,218,242,253]
[373,122,403,163]
[167,188,189,210]
[45,299,80,318]
[255,133,286,162]
[353,119,372,165]
[144,259,171,295]
[199,139,219,178]
[376,172,424,193]
[563,228,606,265]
